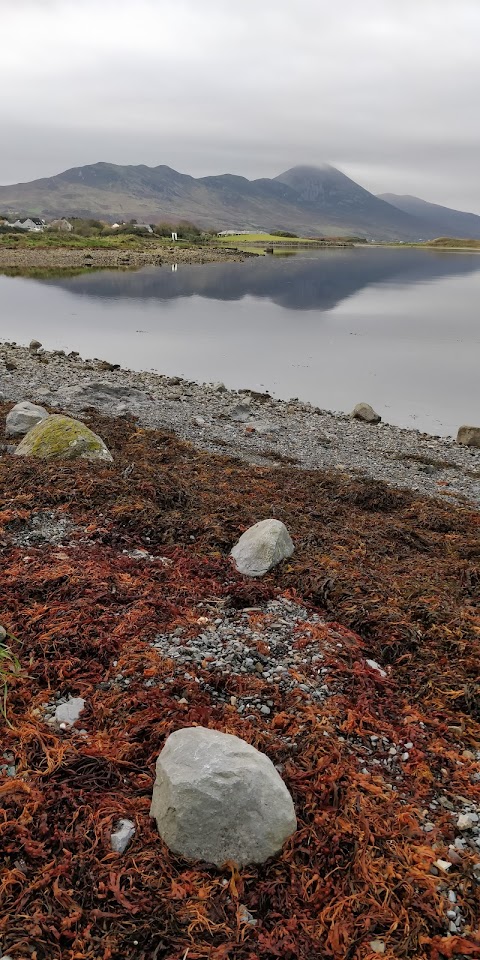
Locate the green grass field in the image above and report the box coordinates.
[425,237,480,248]
[0,232,195,250]
[216,232,319,245]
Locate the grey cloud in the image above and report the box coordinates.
[0,0,479,211]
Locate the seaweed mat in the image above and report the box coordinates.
[0,407,479,959]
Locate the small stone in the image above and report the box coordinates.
[260,705,271,715]
[229,402,252,423]
[366,659,387,678]
[369,941,386,954]
[0,625,6,641]
[54,697,85,727]
[238,904,257,926]
[110,818,135,853]
[245,420,281,435]
[434,859,452,872]
[457,813,478,830]
[29,339,42,352]
[351,402,381,424]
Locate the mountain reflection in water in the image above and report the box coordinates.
[43,246,480,312]
[1,247,480,435]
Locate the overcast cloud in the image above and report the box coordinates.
[1,0,479,211]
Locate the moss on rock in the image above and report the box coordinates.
[14,415,113,462]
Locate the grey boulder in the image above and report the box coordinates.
[150,727,296,867]
[60,380,149,408]
[231,518,294,577]
[6,400,48,437]
[457,425,480,448]
[351,402,381,424]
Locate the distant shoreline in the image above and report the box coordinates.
[0,244,251,271]
[2,240,480,273]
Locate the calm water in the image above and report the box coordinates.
[1,247,479,435]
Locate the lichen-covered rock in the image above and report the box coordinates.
[231,518,294,577]
[14,415,113,462]
[6,400,48,437]
[351,402,381,424]
[150,727,296,867]
[457,425,480,448]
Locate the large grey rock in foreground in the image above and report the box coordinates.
[351,402,381,424]
[230,518,294,577]
[150,727,296,867]
[14,415,113,462]
[6,400,48,437]
[457,425,480,448]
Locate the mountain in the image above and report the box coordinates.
[379,193,480,240]
[0,160,478,240]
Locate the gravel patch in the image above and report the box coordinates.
[1,341,479,506]
[4,508,74,546]
[151,598,339,715]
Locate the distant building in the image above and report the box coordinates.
[48,218,73,232]
[8,217,45,232]
[217,230,253,236]
[133,223,153,234]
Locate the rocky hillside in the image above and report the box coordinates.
[2,161,479,240]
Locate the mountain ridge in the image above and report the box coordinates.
[1,161,480,241]
[378,193,480,240]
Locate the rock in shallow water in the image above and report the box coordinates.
[150,727,296,867]
[230,518,294,577]
[6,400,48,437]
[14,415,113,462]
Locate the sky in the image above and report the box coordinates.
[1,0,479,211]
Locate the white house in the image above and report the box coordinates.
[9,217,45,232]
